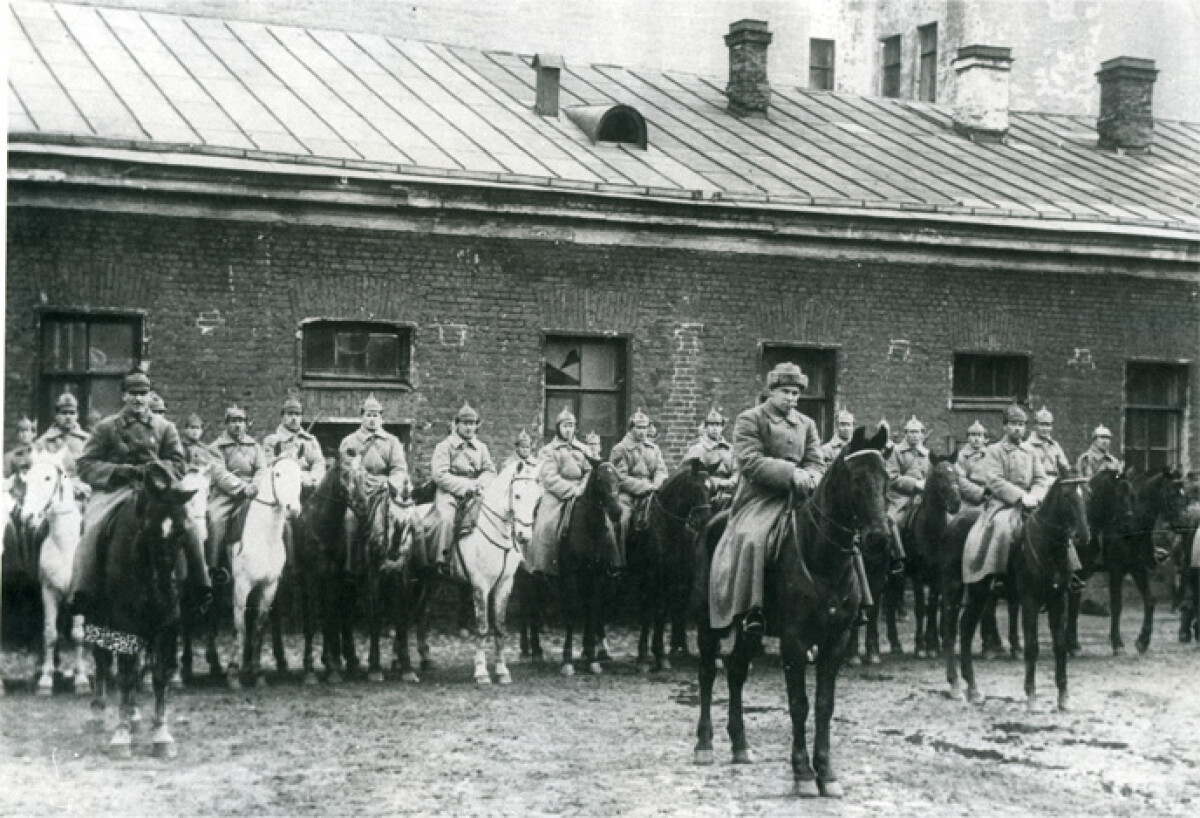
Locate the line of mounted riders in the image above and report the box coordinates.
[3,363,1199,778]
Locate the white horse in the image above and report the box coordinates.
[20,450,88,696]
[226,457,303,689]
[458,459,543,685]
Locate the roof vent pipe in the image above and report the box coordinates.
[533,54,564,117]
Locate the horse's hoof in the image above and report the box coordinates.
[303,672,319,686]
[670,646,690,660]
[714,658,724,672]
[658,657,672,672]
[457,628,471,639]
[531,652,545,665]
[227,675,242,691]
[818,778,844,798]
[588,662,603,676]
[367,670,385,683]
[275,658,289,673]
[420,658,435,672]
[474,673,492,686]
[845,654,862,668]
[694,747,714,766]
[1026,695,1038,713]
[326,670,343,686]
[560,663,575,677]
[793,778,820,798]
[109,740,133,761]
[866,652,882,666]
[254,675,269,689]
[967,688,984,705]
[168,672,183,692]
[637,661,651,674]
[496,670,512,686]
[1112,644,1126,657]
[889,644,904,655]
[1057,693,1071,712]
[35,676,54,697]
[401,671,420,684]
[153,740,178,760]
[130,709,143,732]
[949,683,965,702]
[731,747,754,764]
[74,675,92,696]
[914,648,926,659]
[1136,637,1150,655]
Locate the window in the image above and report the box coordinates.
[881,35,902,98]
[918,23,938,102]
[302,321,411,384]
[544,336,627,455]
[1125,362,1188,472]
[40,313,142,430]
[760,345,837,440]
[809,39,835,91]
[952,354,1029,406]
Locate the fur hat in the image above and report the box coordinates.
[836,409,855,425]
[555,406,576,428]
[1092,424,1112,439]
[148,392,167,413]
[281,396,304,414]
[704,407,726,425]
[122,369,152,394]
[515,429,532,446]
[766,362,808,390]
[224,404,247,421]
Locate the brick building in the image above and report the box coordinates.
[6,2,1199,477]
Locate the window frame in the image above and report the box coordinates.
[950,353,1030,408]
[759,343,839,441]
[918,22,938,102]
[881,35,902,98]
[1124,361,1188,473]
[542,333,629,456]
[299,319,414,388]
[809,38,836,91]
[38,311,144,430]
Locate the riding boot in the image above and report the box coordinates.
[743,606,765,636]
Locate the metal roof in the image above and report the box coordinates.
[8,0,1200,232]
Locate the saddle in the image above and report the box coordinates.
[556,496,578,544]
[454,494,483,542]
[223,500,252,550]
[631,494,653,533]
[411,480,437,506]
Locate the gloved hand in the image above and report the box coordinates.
[1020,493,1039,510]
[242,482,259,500]
[791,470,815,496]
[112,464,140,484]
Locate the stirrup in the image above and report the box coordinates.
[743,608,765,636]
[1069,574,1086,593]
[209,567,231,587]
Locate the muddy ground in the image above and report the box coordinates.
[2,599,1198,817]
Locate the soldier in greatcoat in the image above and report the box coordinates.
[684,407,738,508]
[4,417,37,479]
[35,392,91,482]
[955,420,990,509]
[505,429,540,471]
[262,396,325,489]
[339,395,409,572]
[206,405,266,579]
[1028,406,1071,480]
[887,416,931,530]
[709,363,825,635]
[425,402,497,570]
[610,409,668,571]
[180,414,213,473]
[822,409,856,462]
[528,407,592,576]
[1076,425,1123,478]
[962,405,1050,588]
[69,370,207,613]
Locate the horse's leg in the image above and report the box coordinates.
[416,581,434,672]
[781,629,816,796]
[1022,590,1041,711]
[269,573,288,673]
[726,630,755,764]
[959,582,986,703]
[979,595,1002,658]
[1133,565,1155,654]
[636,564,652,672]
[812,632,846,798]
[912,577,928,658]
[943,575,964,699]
[693,622,719,765]
[584,572,603,675]
[1007,587,1022,659]
[70,612,89,694]
[90,647,113,732]
[560,571,576,676]
[844,625,862,668]
[395,576,422,683]
[110,653,137,759]
[1066,588,1083,656]
[884,573,903,654]
[341,576,360,675]
[253,580,281,687]
[37,585,59,695]
[151,631,178,759]
[528,575,545,662]
[925,578,941,657]
[1048,590,1070,711]
[180,610,195,684]
[473,572,493,685]
[366,572,385,683]
[227,577,250,690]
[653,584,670,671]
[1110,564,1126,655]
[864,602,882,665]
[492,557,517,685]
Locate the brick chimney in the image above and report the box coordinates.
[1096,57,1157,152]
[532,53,563,117]
[951,45,1013,144]
[725,20,772,118]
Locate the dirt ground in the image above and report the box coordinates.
[2,600,1198,818]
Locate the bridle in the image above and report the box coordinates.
[23,463,73,521]
[474,471,539,553]
[796,448,886,555]
[650,486,712,535]
[1022,477,1088,574]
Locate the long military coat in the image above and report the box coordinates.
[340,427,409,495]
[709,401,825,629]
[263,425,326,486]
[527,436,592,575]
[35,424,90,477]
[424,432,496,559]
[886,441,930,522]
[955,443,989,506]
[962,438,1050,584]
[1028,432,1071,480]
[1076,445,1122,479]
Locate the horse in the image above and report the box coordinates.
[627,461,713,673]
[222,457,305,688]
[1070,469,1137,655]
[1175,479,1200,643]
[693,425,892,798]
[293,446,364,684]
[86,461,201,759]
[175,468,212,687]
[956,475,1090,710]
[20,451,88,695]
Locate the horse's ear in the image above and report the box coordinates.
[688,458,705,476]
[144,461,173,493]
[864,421,890,453]
[844,425,866,455]
[169,486,200,505]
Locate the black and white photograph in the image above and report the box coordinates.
[3,0,1199,814]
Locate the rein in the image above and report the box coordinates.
[1021,479,1086,576]
[650,489,711,533]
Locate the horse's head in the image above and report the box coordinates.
[661,460,715,535]
[828,424,892,551]
[927,452,962,515]
[1142,469,1187,528]
[1087,469,1135,535]
[1041,474,1091,552]
[262,457,305,518]
[507,460,544,550]
[19,451,72,530]
[587,461,623,526]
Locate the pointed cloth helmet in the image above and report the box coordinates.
[1034,406,1054,424]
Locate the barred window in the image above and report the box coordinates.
[952,353,1029,405]
[1125,362,1188,472]
[302,321,411,384]
[40,313,142,429]
[810,39,836,91]
[544,336,627,455]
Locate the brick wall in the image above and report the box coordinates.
[6,208,1198,475]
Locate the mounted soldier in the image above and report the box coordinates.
[1028,406,1071,480]
[610,408,668,572]
[822,409,856,462]
[1076,425,1123,479]
[262,396,325,490]
[528,407,593,576]
[69,369,209,616]
[684,407,737,510]
[955,420,990,509]
[709,362,826,636]
[505,429,540,471]
[148,391,168,419]
[424,402,497,572]
[206,405,266,582]
[887,416,931,535]
[35,392,91,483]
[4,417,37,480]
[583,431,604,460]
[339,394,409,572]
[180,413,213,473]
[962,405,1051,591]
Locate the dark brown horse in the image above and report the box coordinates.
[693,425,891,798]
[87,462,200,759]
[626,461,713,672]
[957,475,1090,710]
[1176,480,1200,643]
